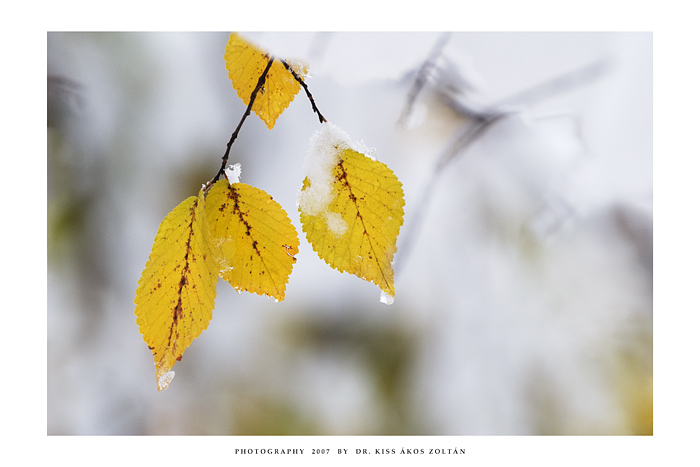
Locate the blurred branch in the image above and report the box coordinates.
[47,74,84,127]
[395,56,611,276]
[397,32,451,129]
[394,113,506,274]
[495,59,610,110]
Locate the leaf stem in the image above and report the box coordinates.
[203,55,276,192]
[280,59,327,124]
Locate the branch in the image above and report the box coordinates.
[280,59,327,124]
[394,59,609,276]
[495,59,609,110]
[397,32,451,129]
[393,114,506,275]
[203,56,275,192]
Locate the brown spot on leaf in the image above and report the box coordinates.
[173,301,183,321]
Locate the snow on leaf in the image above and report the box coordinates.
[298,123,405,301]
[225,163,242,184]
[379,291,395,305]
[157,371,176,391]
[134,191,219,391]
[205,179,299,301]
[224,32,308,130]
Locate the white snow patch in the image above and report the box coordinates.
[297,122,376,217]
[324,212,348,237]
[157,371,175,391]
[225,163,242,184]
[380,291,395,305]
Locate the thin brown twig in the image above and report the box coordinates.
[280,59,327,124]
[203,55,276,193]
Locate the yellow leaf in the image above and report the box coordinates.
[134,191,219,391]
[206,179,299,301]
[224,32,308,130]
[298,124,405,300]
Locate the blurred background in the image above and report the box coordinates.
[47,32,652,435]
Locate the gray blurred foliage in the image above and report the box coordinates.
[47,32,652,435]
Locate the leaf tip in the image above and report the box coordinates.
[156,370,175,391]
[380,291,395,305]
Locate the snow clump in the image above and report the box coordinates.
[297,122,374,237]
[225,163,242,184]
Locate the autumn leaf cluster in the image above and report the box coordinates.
[135,33,405,390]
